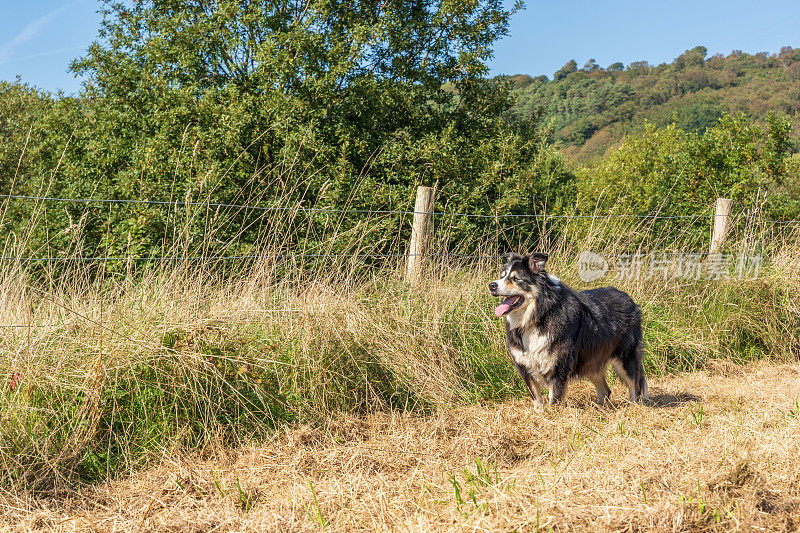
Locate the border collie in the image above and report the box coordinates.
[489,253,647,410]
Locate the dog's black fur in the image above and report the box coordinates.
[489,252,647,408]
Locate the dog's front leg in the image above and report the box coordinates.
[547,378,567,405]
[516,364,545,411]
[526,374,546,412]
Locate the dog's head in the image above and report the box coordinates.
[488,252,549,318]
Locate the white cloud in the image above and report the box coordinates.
[0,0,89,63]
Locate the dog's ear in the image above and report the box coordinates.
[502,252,522,263]
[528,253,549,272]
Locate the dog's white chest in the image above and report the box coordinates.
[507,326,554,380]
[523,329,554,375]
[504,304,555,379]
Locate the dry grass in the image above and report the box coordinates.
[1,201,799,530]
[2,361,799,532]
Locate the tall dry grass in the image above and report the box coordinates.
[0,192,799,492]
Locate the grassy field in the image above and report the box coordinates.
[0,208,799,530]
[2,362,800,531]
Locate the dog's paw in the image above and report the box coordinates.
[533,399,546,412]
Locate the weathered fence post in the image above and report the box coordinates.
[406,185,434,285]
[709,197,732,254]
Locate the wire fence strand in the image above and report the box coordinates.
[0,193,798,264]
[4,193,798,222]
[0,253,503,262]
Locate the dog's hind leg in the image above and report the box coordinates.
[638,370,649,401]
[612,355,646,402]
[588,372,611,404]
[635,341,649,400]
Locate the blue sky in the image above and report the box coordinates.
[492,0,800,78]
[1,0,799,94]
[0,0,100,94]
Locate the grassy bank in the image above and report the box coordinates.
[3,363,800,531]
[0,213,799,491]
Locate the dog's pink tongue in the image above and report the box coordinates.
[494,297,515,317]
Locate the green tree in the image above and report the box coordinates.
[4,0,580,258]
[0,82,51,194]
[68,0,526,210]
[581,58,599,73]
[554,60,577,81]
[674,46,707,70]
[578,112,797,244]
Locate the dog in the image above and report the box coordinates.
[489,252,647,410]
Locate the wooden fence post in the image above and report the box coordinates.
[406,185,434,285]
[709,197,732,254]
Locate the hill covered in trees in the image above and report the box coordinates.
[505,46,800,161]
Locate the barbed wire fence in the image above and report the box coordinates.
[1,188,799,329]
[1,191,797,262]
[4,193,796,221]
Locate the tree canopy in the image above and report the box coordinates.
[2,0,586,260]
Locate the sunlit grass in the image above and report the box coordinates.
[0,199,798,492]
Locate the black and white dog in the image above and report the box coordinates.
[489,253,648,410]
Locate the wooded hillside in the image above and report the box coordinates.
[505,46,800,161]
